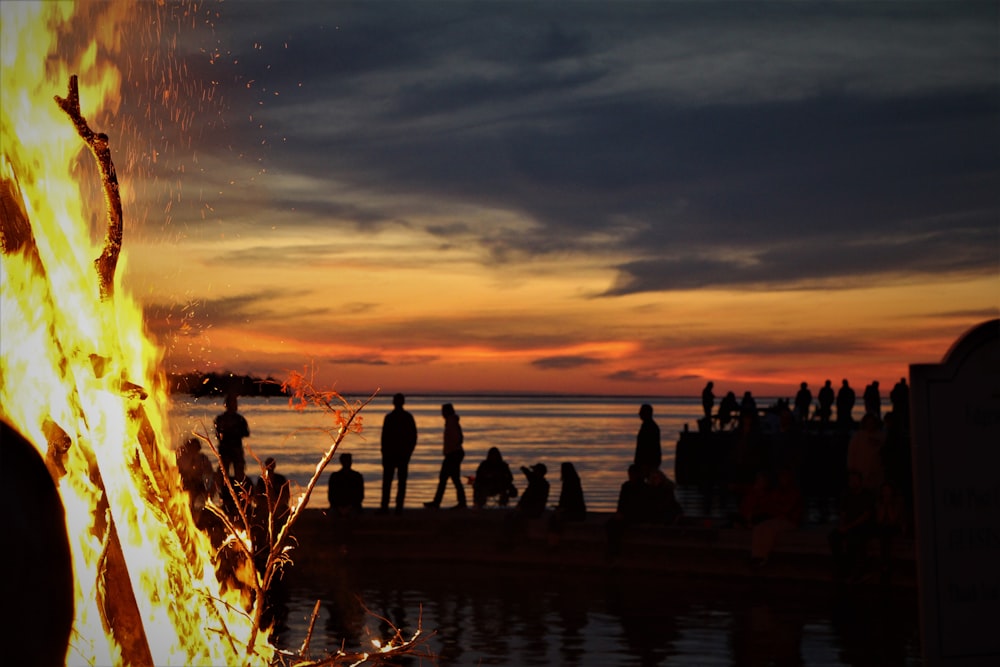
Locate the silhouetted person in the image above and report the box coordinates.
[836,379,856,426]
[794,382,812,423]
[863,380,881,419]
[252,457,291,572]
[633,403,661,478]
[215,393,249,478]
[817,379,835,424]
[606,464,650,558]
[516,463,551,518]
[499,462,550,548]
[255,457,290,527]
[328,452,365,515]
[219,470,253,523]
[1,422,74,667]
[473,446,515,508]
[548,461,587,546]
[739,391,758,423]
[890,377,909,428]
[425,403,467,509]
[176,437,215,525]
[718,391,739,430]
[379,392,417,515]
[701,381,715,425]
[648,468,683,526]
[553,461,586,520]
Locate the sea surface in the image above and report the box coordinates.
[167,394,920,666]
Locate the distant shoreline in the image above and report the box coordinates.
[166,373,795,402]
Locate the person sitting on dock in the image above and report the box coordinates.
[605,464,652,559]
[499,462,551,549]
[328,452,365,517]
[548,461,587,547]
[254,456,291,530]
[717,391,739,430]
[472,446,516,509]
[176,437,214,527]
[647,468,683,526]
[516,463,550,519]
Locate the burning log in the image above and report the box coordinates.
[54,74,122,299]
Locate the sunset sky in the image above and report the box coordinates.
[32,1,1000,396]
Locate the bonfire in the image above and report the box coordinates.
[1,3,423,665]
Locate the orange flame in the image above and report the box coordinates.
[1,2,272,665]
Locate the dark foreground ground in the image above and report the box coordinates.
[283,507,916,590]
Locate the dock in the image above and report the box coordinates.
[282,507,916,589]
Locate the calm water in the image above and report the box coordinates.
[267,563,921,666]
[167,394,920,665]
[166,394,711,512]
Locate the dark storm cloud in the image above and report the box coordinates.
[189,1,999,293]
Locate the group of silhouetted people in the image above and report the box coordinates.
[325,394,591,530]
[174,393,293,576]
[181,384,913,580]
[605,404,686,558]
[700,377,910,433]
[695,376,913,576]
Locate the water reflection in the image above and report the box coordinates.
[277,562,921,666]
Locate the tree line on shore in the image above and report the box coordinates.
[167,371,290,397]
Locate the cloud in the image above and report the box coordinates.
[167,1,997,297]
[531,355,603,371]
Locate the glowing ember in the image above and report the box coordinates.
[1,2,272,665]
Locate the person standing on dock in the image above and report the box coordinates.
[794,382,813,423]
[863,380,882,419]
[701,382,715,426]
[817,379,835,424]
[379,393,417,514]
[215,393,250,479]
[633,403,661,479]
[425,403,467,510]
[836,379,856,427]
[890,377,909,428]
